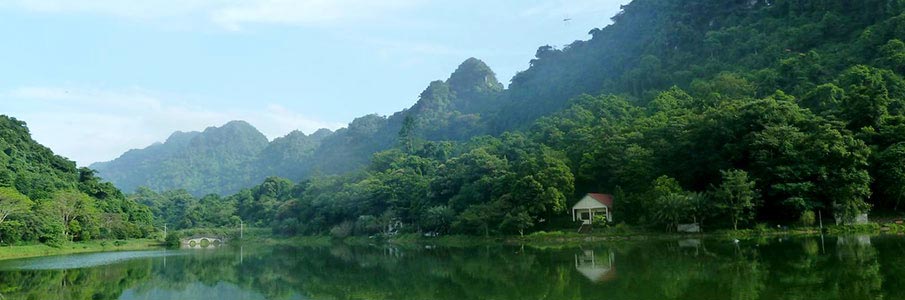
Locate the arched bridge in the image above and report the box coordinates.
[181,236,226,248]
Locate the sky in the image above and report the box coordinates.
[2,0,630,166]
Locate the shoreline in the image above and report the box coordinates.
[0,223,888,261]
[324,223,888,248]
[276,227,832,249]
[0,239,165,261]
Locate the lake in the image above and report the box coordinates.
[0,235,899,300]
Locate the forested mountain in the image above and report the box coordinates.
[0,116,153,245]
[96,0,905,236]
[91,121,271,195]
[92,58,506,196]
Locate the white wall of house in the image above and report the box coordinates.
[571,195,612,224]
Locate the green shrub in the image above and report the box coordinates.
[826,223,881,234]
[329,221,354,239]
[754,223,769,233]
[164,232,182,248]
[593,215,610,226]
[800,211,816,226]
[611,223,632,235]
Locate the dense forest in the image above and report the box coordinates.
[0,116,154,245]
[109,0,905,236]
[9,0,905,241]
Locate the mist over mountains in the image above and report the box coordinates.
[90,58,506,196]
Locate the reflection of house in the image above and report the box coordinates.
[575,249,616,282]
[837,235,871,247]
[571,193,614,224]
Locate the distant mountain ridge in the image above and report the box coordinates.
[91,120,272,195]
[91,58,505,195]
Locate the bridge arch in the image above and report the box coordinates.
[181,236,225,248]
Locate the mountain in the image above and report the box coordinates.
[91,120,270,196]
[1,116,80,199]
[255,128,332,180]
[93,58,505,196]
[97,0,905,206]
[488,0,905,131]
[257,0,905,234]
[87,0,905,235]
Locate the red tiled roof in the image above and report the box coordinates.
[587,193,614,208]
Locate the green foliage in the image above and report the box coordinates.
[329,221,354,239]
[421,205,454,234]
[713,170,760,230]
[875,142,905,210]
[44,189,99,242]
[164,231,181,248]
[0,116,152,245]
[26,1,905,236]
[647,176,693,232]
[799,210,816,227]
[825,223,882,234]
[0,187,32,225]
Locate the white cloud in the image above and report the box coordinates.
[517,0,629,19]
[1,0,422,30]
[210,0,420,30]
[4,86,343,166]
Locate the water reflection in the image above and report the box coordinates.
[574,249,615,282]
[0,236,901,299]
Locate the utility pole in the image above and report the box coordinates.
[818,210,823,231]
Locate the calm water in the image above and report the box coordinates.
[0,235,901,300]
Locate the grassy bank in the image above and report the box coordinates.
[314,222,902,248]
[141,222,901,250]
[0,239,164,261]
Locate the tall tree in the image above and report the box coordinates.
[45,189,97,241]
[0,187,31,225]
[0,187,32,242]
[713,170,759,230]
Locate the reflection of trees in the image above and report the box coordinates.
[826,235,882,299]
[770,238,827,299]
[878,236,905,299]
[719,249,765,300]
[0,236,901,300]
[755,235,883,300]
[0,259,152,300]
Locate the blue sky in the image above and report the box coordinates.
[2,0,629,165]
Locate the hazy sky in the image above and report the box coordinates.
[2,0,629,166]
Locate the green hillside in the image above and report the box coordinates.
[0,116,154,245]
[96,0,905,235]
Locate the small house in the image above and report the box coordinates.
[571,193,614,225]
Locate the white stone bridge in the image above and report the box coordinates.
[181,236,226,248]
